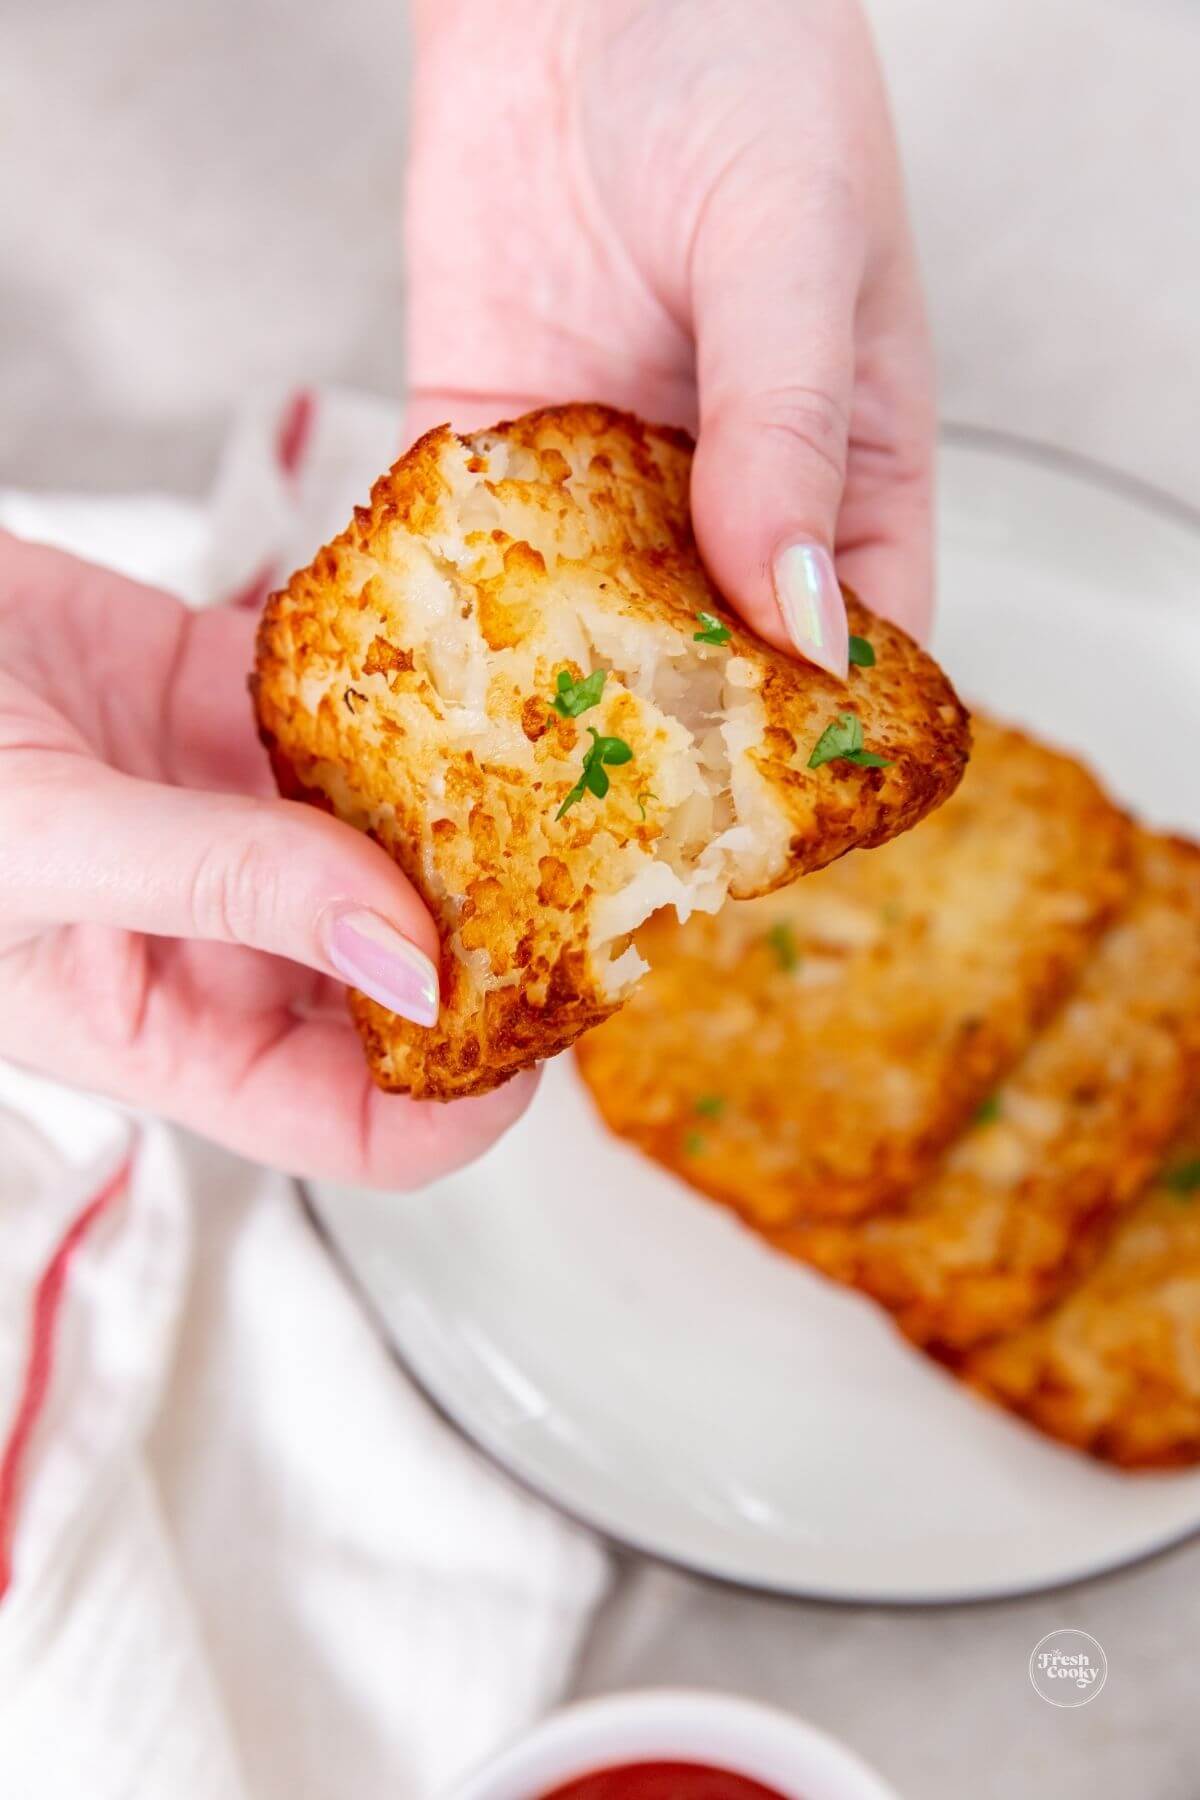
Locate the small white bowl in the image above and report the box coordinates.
[444,1689,899,1800]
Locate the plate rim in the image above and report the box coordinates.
[300,1179,1200,1609]
[304,426,1200,1609]
[940,419,1200,537]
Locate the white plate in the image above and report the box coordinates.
[308,431,1200,1605]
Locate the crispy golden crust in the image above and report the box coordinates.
[254,403,968,1099]
[962,1121,1200,1468]
[770,835,1200,1348]
[575,719,1133,1220]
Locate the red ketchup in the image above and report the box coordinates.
[538,1763,793,1800]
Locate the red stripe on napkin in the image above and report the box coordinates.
[276,388,315,479]
[0,1154,134,1601]
[225,387,317,609]
[228,563,276,612]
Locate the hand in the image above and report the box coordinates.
[0,534,535,1182]
[407,0,934,677]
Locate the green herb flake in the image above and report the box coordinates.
[807,711,893,771]
[693,610,732,647]
[973,1094,1002,1127]
[551,666,607,719]
[766,920,800,973]
[556,726,634,819]
[1164,1158,1200,1198]
[848,634,876,668]
[635,789,658,821]
[683,1131,706,1156]
[694,1094,726,1120]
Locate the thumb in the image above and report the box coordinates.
[688,175,862,678]
[3,760,442,1028]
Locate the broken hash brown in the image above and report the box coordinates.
[253,404,968,1098]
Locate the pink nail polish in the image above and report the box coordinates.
[772,543,849,679]
[324,907,440,1028]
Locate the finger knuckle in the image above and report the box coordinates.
[753,385,851,489]
[188,825,283,948]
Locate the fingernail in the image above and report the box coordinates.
[772,543,849,678]
[323,907,440,1027]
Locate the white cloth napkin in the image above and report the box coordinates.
[0,393,611,1800]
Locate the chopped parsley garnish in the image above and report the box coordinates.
[683,1131,706,1156]
[848,634,876,668]
[556,726,634,819]
[973,1094,1002,1127]
[766,920,800,972]
[551,667,607,719]
[1164,1158,1200,1197]
[694,1094,726,1119]
[807,711,893,771]
[693,610,732,646]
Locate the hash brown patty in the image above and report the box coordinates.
[575,718,1132,1220]
[962,1121,1200,1468]
[771,834,1200,1349]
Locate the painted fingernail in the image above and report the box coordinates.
[323,907,440,1027]
[772,543,849,679]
